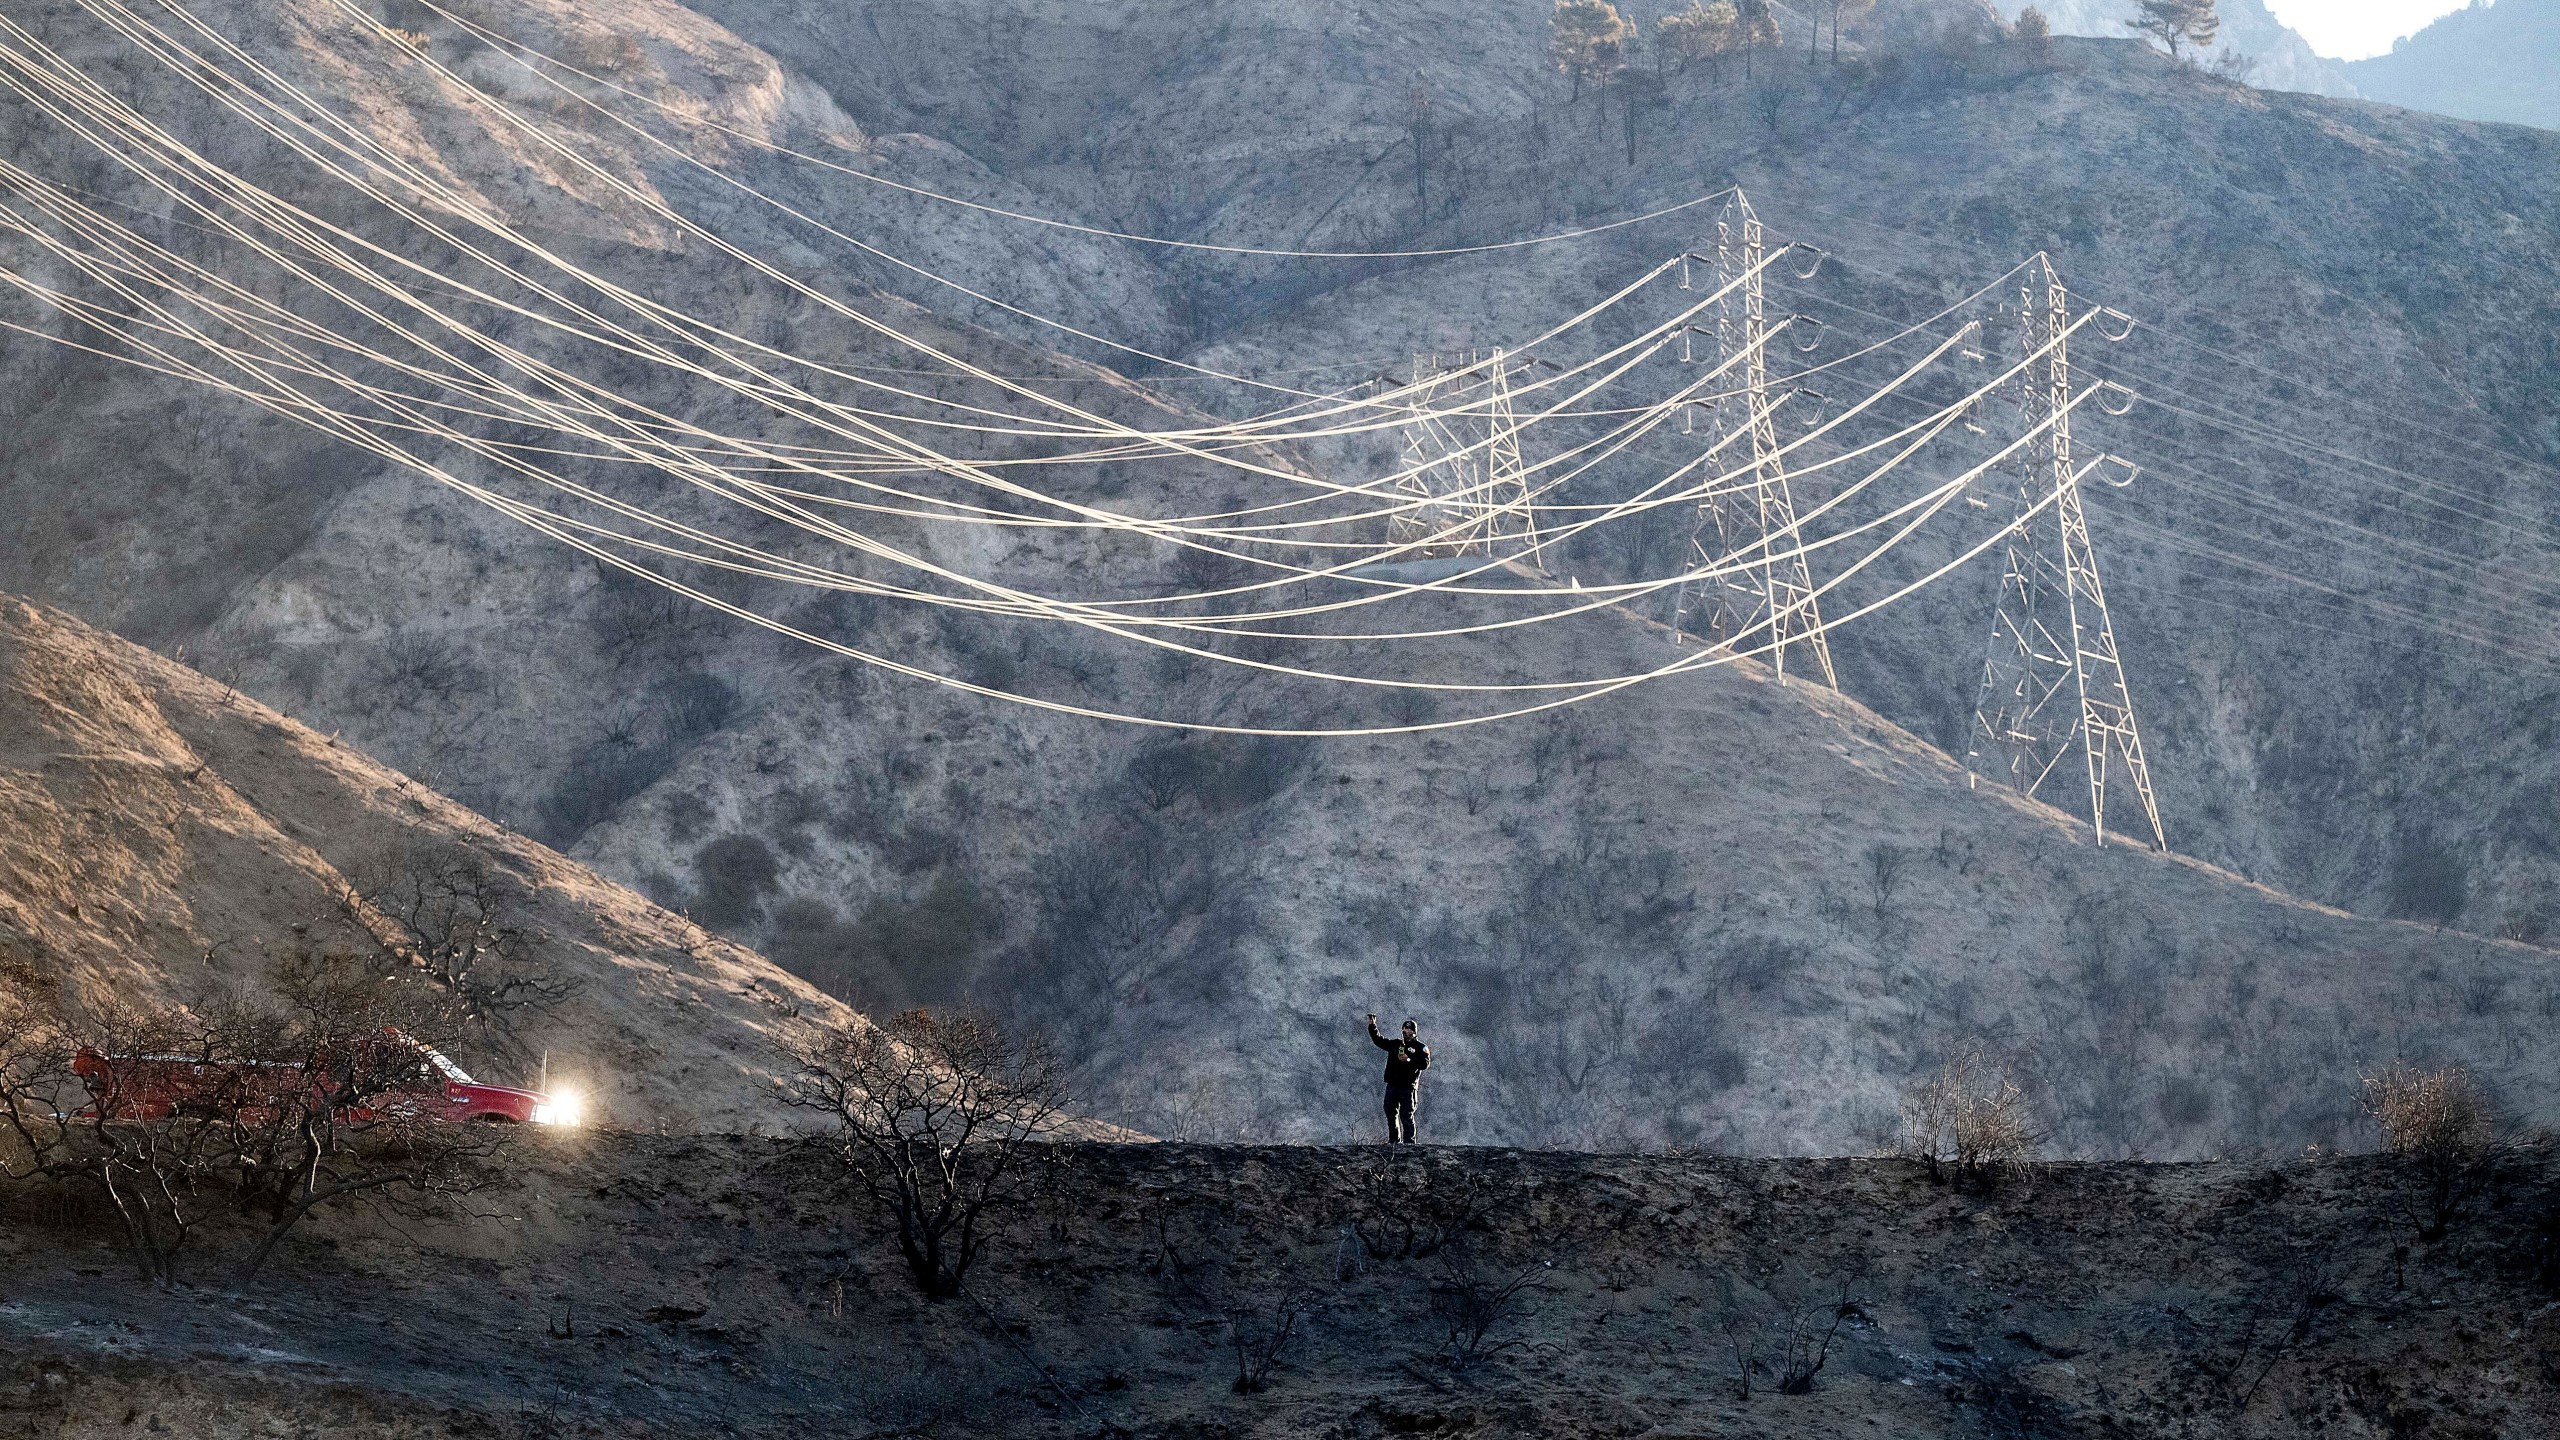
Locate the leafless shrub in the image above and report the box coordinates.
[2206,49,2260,85]
[1772,1278,1859,1393]
[1383,688,1439,728]
[2194,1247,2338,1413]
[1029,813,1228,1010]
[1751,73,1801,136]
[776,1009,1067,1299]
[2362,1060,2503,1239]
[1713,1269,1863,1398]
[1901,1044,2033,1186]
[1429,1251,1550,1372]
[1720,1265,1761,1393]
[1135,1193,1214,1291]
[1227,1280,1310,1393]
[1866,842,1909,926]
[657,672,740,743]
[558,28,643,71]
[1352,1162,1498,1261]
[376,631,474,705]
[1126,739,1202,812]
[1528,715,1570,788]
[588,575,717,668]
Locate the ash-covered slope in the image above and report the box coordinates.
[684,0,2560,938]
[7,1138,2558,1438]
[0,595,856,1132]
[2,1,2559,1153]
[593,0,2560,943]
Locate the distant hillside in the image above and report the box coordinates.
[2347,0,2559,129]
[1985,0,2362,95]
[7,0,2560,1153]
[0,596,858,1133]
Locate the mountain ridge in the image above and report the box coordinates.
[1984,0,2362,96]
[2345,0,2559,130]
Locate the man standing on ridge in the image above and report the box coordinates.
[1366,1013,1430,1144]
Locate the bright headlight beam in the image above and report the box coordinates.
[532,1088,584,1127]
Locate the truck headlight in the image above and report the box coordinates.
[533,1088,584,1127]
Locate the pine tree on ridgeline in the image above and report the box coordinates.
[2126,0,2220,60]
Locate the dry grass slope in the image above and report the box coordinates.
[0,595,859,1132]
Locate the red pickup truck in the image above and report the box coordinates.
[70,1029,580,1127]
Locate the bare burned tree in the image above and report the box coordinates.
[0,977,76,1192]
[339,852,579,1054]
[218,951,508,1284]
[20,995,234,1287]
[4,958,507,1287]
[776,1009,1068,1299]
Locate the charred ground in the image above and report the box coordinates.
[5,1136,2559,1438]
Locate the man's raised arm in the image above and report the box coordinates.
[1367,1013,1397,1052]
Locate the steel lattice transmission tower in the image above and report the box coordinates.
[1672,194,1835,687]
[1964,255,2166,851]
[1391,349,1543,564]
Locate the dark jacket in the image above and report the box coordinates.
[1371,1026,1430,1091]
